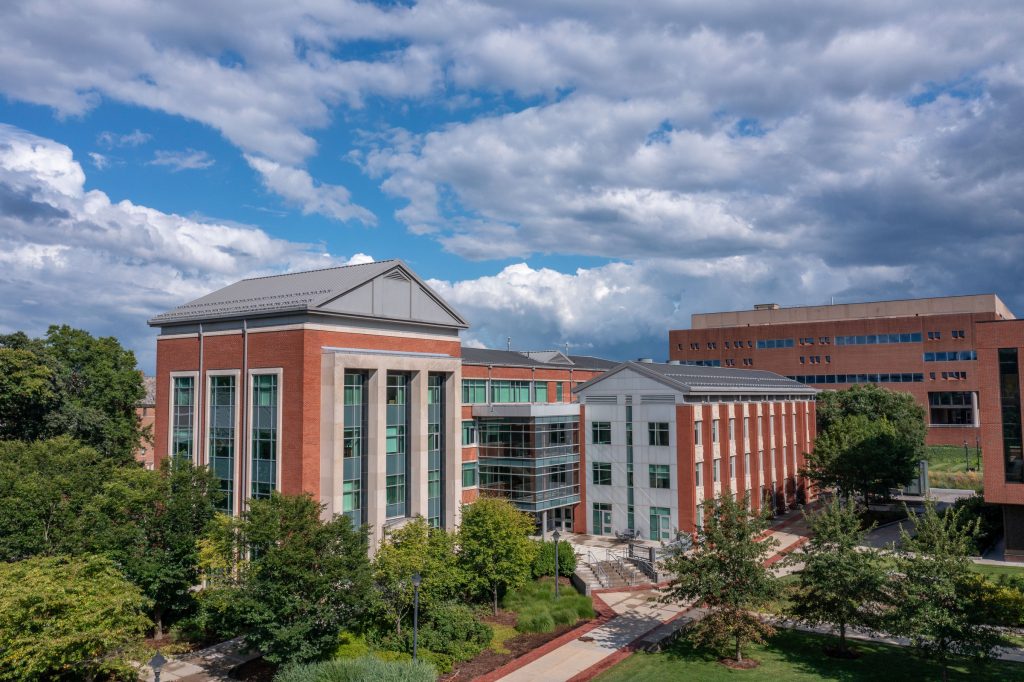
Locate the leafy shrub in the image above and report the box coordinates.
[274,656,436,682]
[373,650,411,663]
[946,495,1002,554]
[967,575,1024,627]
[516,608,555,633]
[417,650,454,674]
[531,540,577,578]
[418,601,492,661]
[550,603,580,626]
[171,586,246,644]
[332,629,369,659]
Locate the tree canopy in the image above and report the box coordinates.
[661,492,779,664]
[0,326,146,462]
[457,497,538,614]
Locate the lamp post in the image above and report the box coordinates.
[964,439,969,471]
[552,530,561,599]
[411,572,421,663]
[149,652,166,682]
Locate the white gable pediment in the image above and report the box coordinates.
[317,265,467,328]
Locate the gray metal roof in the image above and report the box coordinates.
[460,347,617,371]
[576,360,818,395]
[148,260,469,329]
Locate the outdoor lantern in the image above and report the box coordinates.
[149,652,167,682]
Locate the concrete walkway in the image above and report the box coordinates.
[495,509,814,682]
[138,637,257,681]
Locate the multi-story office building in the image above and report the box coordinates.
[149,260,615,546]
[575,360,817,539]
[668,295,1016,446]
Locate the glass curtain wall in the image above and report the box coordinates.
[343,371,367,526]
[386,373,409,518]
[171,376,195,462]
[427,373,445,527]
[1000,349,1023,483]
[250,374,278,499]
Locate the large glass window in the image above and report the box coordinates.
[250,374,278,500]
[592,461,612,486]
[171,376,195,461]
[490,380,531,403]
[923,350,977,362]
[462,461,478,487]
[208,375,236,514]
[593,503,612,536]
[462,420,477,446]
[695,462,703,487]
[694,421,702,446]
[650,506,671,541]
[648,422,670,446]
[555,382,564,402]
[592,421,611,444]
[462,379,487,404]
[342,372,366,526]
[928,392,975,426]
[835,332,923,346]
[534,381,549,403]
[999,349,1023,483]
[649,464,671,489]
[386,373,409,518]
[427,374,445,527]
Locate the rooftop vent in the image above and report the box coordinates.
[667,360,681,365]
[637,357,654,363]
[754,303,780,310]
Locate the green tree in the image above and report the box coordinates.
[0,437,115,561]
[0,555,150,682]
[458,497,538,614]
[789,499,885,653]
[890,502,1011,681]
[372,517,466,635]
[238,494,373,666]
[804,414,918,500]
[0,326,145,462]
[79,459,221,637]
[662,492,779,664]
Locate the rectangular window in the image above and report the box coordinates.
[696,503,704,529]
[534,381,549,403]
[386,374,409,518]
[342,371,366,526]
[729,455,736,479]
[461,379,487,404]
[555,382,564,402]
[462,461,478,487]
[171,376,195,461]
[650,506,671,541]
[713,458,721,483]
[208,375,236,514]
[694,421,702,445]
[743,416,749,439]
[250,373,278,500]
[712,419,719,443]
[649,464,671,489]
[592,461,612,486]
[427,374,445,527]
[744,452,750,474]
[999,349,1023,483]
[490,380,531,403]
[648,422,670,446]
[593,503,612,536]
[592,421,611,444]
[695,462,703,487]
[462,420,477,445]
[928,392,975,426]
[728,418,735,441]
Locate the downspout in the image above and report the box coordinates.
[240,319,249,514]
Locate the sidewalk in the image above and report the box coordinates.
[138,637,257,682]
[494,508,814,682]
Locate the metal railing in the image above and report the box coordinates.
[587,550,608,587]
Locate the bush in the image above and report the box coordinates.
[417,650,454,674]
[504,577,595,633]
[274,656,436,682]
[531,539,577,578]
[333,629,369,660]
[418,601,492,661]
[968,575,1024,627]
[516,608,555,633]
[171,586,246,644]
[947,495,1002,554]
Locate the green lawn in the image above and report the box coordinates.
[595,629,1024,682]
[970,562,1024,580]
[926,445,984,491]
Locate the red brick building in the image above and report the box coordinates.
[669,295,1016,447]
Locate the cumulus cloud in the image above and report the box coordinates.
[97,129,151,148]
[148,149,215,172]
[0,124,363,370]
[88,152,109,169]
[245,155,376,225]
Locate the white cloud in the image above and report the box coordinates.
[88,152,109,169]
[0,124,365,370]
[97,129,152,148]
[148,149,215,172]
[246,155,376,225]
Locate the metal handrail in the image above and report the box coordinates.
[587,550,608,587]
[604,548,636,586]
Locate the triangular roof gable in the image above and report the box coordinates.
[315,261,468,328]
[573,362,686,395]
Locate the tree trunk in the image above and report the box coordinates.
[493,585,499,615]
[154,608,164,639]
[735,635,742,662]
[396,616,401,636]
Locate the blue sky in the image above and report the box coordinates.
[1,1,1022,372]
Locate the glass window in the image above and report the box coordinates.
[462,461,478,487]
[462,420,477,445]
[713,458,721,483]
[592,421,611,444]
[593,503,612,536]
[696,503,704,529]
[649,464,671,489]
[534,381,549,403]
[650,506,671,541]
[592,461,612,486]
[999,349,1023,483]
[648,422,670,446]
[712,419,719,443]
[386,374,408,518]
[695,462,702,487]
[342,371,366,526]
[729,455,736,479]
[491,380,531,403]
[208,375,236,514]
[555,382,564,402]
[694,421,702,445]
[743,416,749,439]
[745,452,751,474]
[250,373,278,500]
[171,376,195,462]
[728,418,735,441]
[462,379,487,404]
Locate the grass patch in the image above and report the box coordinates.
[970,563,1024,579]
[488,623,517,655]
[595,628,1024,681]
[927,445,984,491]
[503,577,594,634]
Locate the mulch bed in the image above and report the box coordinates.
[720,657,760,669]
[441,609,581,681]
